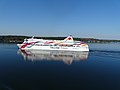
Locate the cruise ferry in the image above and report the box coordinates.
[17,35,89,51]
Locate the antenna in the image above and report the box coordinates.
[32,36,34,39]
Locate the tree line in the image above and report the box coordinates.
[0,35,120,43]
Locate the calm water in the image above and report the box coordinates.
[0,43,120,90]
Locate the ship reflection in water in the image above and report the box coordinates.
[18,50,89,65]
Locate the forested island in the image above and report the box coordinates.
[0,35,120,43]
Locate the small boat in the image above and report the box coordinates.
[17,35,89,51]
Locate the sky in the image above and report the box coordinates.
[0,0,120,39]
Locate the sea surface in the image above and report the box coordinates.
[0,43,120,90]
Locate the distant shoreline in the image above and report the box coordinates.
[0,35,120,43]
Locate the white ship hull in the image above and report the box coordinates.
[17,44,89,51]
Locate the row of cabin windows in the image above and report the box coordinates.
[34,44,80,47]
